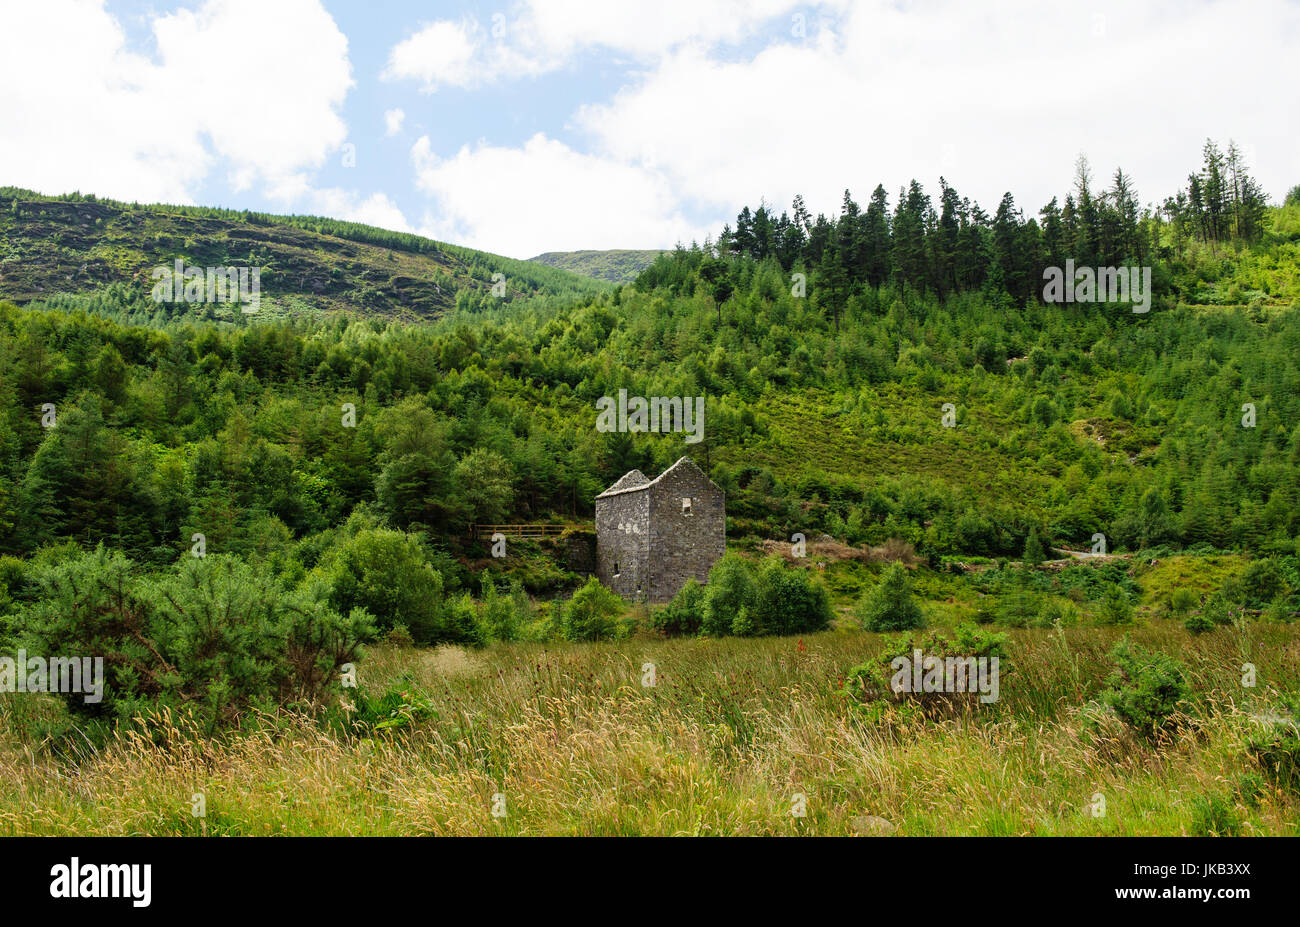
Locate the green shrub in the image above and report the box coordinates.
[653,578,705,636]
[701,553,757,637]
[1184,612,1214,634]
[1101,638,1189,737]
[844,623,1009,720]
[384,624,415,648]
[856,563,924,632]
[558,577,627,642]
[1022,528,1046,566]
[480,575,529,642]
[1201,592,1235,626]
[443,593,489,647]
[752,557,833,635]
[731,607,756,637]
[14,547,372,726]
[1246,697,1300,793]
[1169,587,1197,616]
[1240,558,1289,609]
[996,584,1041,628]
[318,528,455,644]
[1096,585,1134,625]
[1035,598,1078,628]
[1263,596,1294,624]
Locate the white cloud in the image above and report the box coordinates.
[384,108,406,136]
[382,0,816,91]
[0,0,352,203]
[410,133,709,257]
[382,18,486,91]
[305,189,415,233]
[572,0,1300,222]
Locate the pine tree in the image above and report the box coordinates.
[857,563,924,632]
[862,185,892,288]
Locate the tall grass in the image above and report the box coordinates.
[1,624,1296,835]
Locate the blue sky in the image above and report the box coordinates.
[2,0,1297,258]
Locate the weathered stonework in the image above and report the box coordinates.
[595,457,725,603]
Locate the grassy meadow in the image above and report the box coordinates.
[2,609,1296,836]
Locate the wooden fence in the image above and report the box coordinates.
[470,524,576,539]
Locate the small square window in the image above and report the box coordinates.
[681,498,693,515]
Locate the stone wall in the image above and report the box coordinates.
[594,488,650,600]
[559,528,597,575]
[647,462,725,602]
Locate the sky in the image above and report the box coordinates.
[1,0,1297,259]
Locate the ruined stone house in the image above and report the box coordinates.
[595,457,725,603]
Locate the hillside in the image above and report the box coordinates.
[529,249,664,283]
[0,188,606,322]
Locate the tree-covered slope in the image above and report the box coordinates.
[0,140,1297,585]
[529,249,665,283]
[0,188,607,322]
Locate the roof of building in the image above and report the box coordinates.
[596,456,721,499]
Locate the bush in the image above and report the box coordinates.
[1169,587,1197,616]
[856,563,924,632]
[14,547,372,726]
[1201,592,1236,626]
[701,553,757,637]
[480,575,529,642]
[1022,528,1046,566]
[384,624,415,648]
[1263,596,1294,624]
[558,577,627,642]
[442,593,489,647]
[996,584,1041,628]
[319,528,457,644]
[1036,598,1078,628]
[1095,585,1134,625]
[1101,638,1189,737]
[1239,559,1289,609]
[1246,696,1300,793]
[1184,611,1214,634]
[653,578,705,636]
[752,557,833,635]
[844,623,1009,720]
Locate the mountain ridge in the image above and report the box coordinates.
[528,249,664,283]
[0,187,606,320]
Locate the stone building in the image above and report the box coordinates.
[595,456,725,603]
